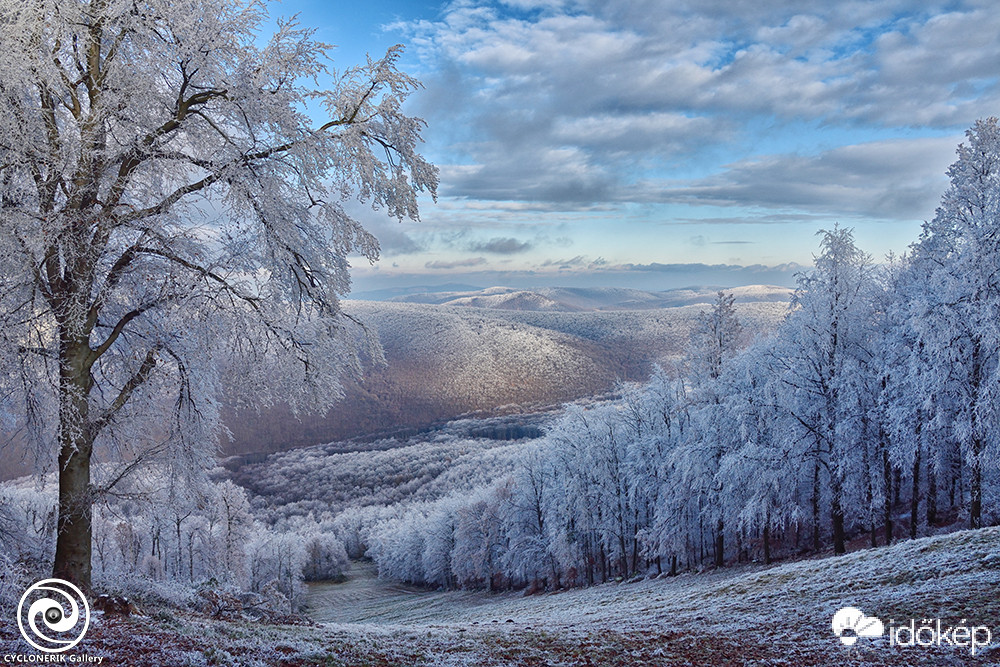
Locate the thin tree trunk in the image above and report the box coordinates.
[927,465,938,526]
[714,517,724,568]
[699,516,705,564]
[909,441,921,540]
[970,342,983,529]
[763,523,771,565]
[863,434,876,547]
[618,532,628,577]
[831,476,846,555]
[883,439,893,545]
[812,461,821,552]
[970,435,983,529]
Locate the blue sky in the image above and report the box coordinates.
[271,0,1000,294]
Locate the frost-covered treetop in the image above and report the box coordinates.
[0,0,438,421]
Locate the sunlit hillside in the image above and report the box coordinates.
[221,292,790,455]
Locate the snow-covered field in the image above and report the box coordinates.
[4,526,991,665]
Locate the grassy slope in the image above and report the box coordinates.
[3,527,997,666]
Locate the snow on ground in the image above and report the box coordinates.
[2,527,997,665]
[296,527,1000,666]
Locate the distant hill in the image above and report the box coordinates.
[434,289,579,312]
[386,284,794,311]
[349,283,484,302]
[221,288,791,456]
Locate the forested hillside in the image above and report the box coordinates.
[221,298,789,454]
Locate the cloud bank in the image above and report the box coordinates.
[402,0,995,218]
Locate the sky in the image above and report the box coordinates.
[269,0,1000,295]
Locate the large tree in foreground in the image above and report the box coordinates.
[0,0,437,589]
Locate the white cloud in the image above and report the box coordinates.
[402,0,996,217]
[469,237,534,253]
[425,256,489,269]
[641,136,960,219]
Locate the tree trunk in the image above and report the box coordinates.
[909,441,921,540]
[862,433,876,547]
[618,532,628,577]
[927,465,938,526]
[879,427,893,546]
[714,518,724,568]
[53,339,95,591]
[631,509,640,574]
[969,341,983,529]
[54,440,93,589]
[762,523,771,565]
[811,461,821,552]
[176,517,184,577]
[699,516,706,564]
[970,435,983,529]
[831,479,846,555]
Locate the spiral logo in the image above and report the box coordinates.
[16,578,90,653]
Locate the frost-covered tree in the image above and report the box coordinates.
[685,291,742,566]
[689,291,742,390]
[246,528,307,611]
[211,480,254,583]
[909,117,1000,529]
[777,226,874,554]
[0,0,437,590]
[717,343,799,564]
[451,484,510,590]
[505,443,561,588]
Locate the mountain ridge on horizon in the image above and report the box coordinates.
[371,283,794,311]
